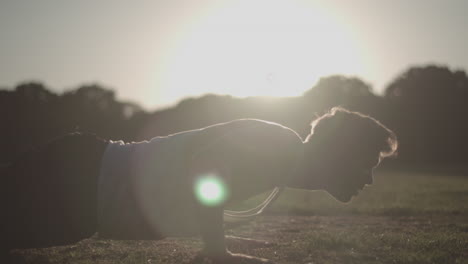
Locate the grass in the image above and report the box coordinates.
[234,169,468,215]
[289,216,468,264]
[11,170,468,264]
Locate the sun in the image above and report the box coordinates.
[159,0,364,103]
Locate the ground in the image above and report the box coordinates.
[8,170,468,264]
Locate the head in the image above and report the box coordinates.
[301,107,398,203]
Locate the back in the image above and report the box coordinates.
[187,119,304,201]
[98,119,303,238]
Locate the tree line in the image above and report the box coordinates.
[1,64,467,170]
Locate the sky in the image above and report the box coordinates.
[1,0,467,110]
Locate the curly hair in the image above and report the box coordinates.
[306,107,398,160]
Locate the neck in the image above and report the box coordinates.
[287,139,325,190]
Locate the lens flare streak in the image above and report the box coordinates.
[194,174,228,207]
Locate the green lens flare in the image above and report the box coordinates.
[194,175,227,207]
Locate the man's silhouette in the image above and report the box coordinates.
[1,107,397,263]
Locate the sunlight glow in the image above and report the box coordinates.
[159,0,365,103]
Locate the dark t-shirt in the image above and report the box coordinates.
[98,119,304,239]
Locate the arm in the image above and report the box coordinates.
[197,204,228,257]
[188,128,263,260]
[189,136,232,257]
[195,205,271,263]
[187,121,290,262]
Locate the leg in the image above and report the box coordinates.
[1,133,107,250]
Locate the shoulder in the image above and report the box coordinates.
[208,119,304,151]
[232,119,303,143]
[184,119,304,158]
[209,118,300,137]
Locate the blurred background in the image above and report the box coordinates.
[2,1,468,173]
[2,1,468,263]
[1,0,467,174]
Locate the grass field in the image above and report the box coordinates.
[12,170,468,264]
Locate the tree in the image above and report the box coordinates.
[301,75,384,120]
[384,65,468,165]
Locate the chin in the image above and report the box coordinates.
[335,195,353,203]
[327,190,355,203]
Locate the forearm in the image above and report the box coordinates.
[198,206,228,256]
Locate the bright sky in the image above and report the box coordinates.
[1,0,467,110]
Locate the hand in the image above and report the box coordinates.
[223,252,273,264]
[194,250,273,264]
[225,235,275,249]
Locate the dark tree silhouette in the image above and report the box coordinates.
[0,83,147,164]
[384,65,468,165]
[298,75,387,134]
[2,67,467,171]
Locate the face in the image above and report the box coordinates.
[323,155,379,203]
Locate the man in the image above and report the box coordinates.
[1,107,397,263]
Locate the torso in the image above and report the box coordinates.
[99,119,304,238]
[187,119,304,202]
